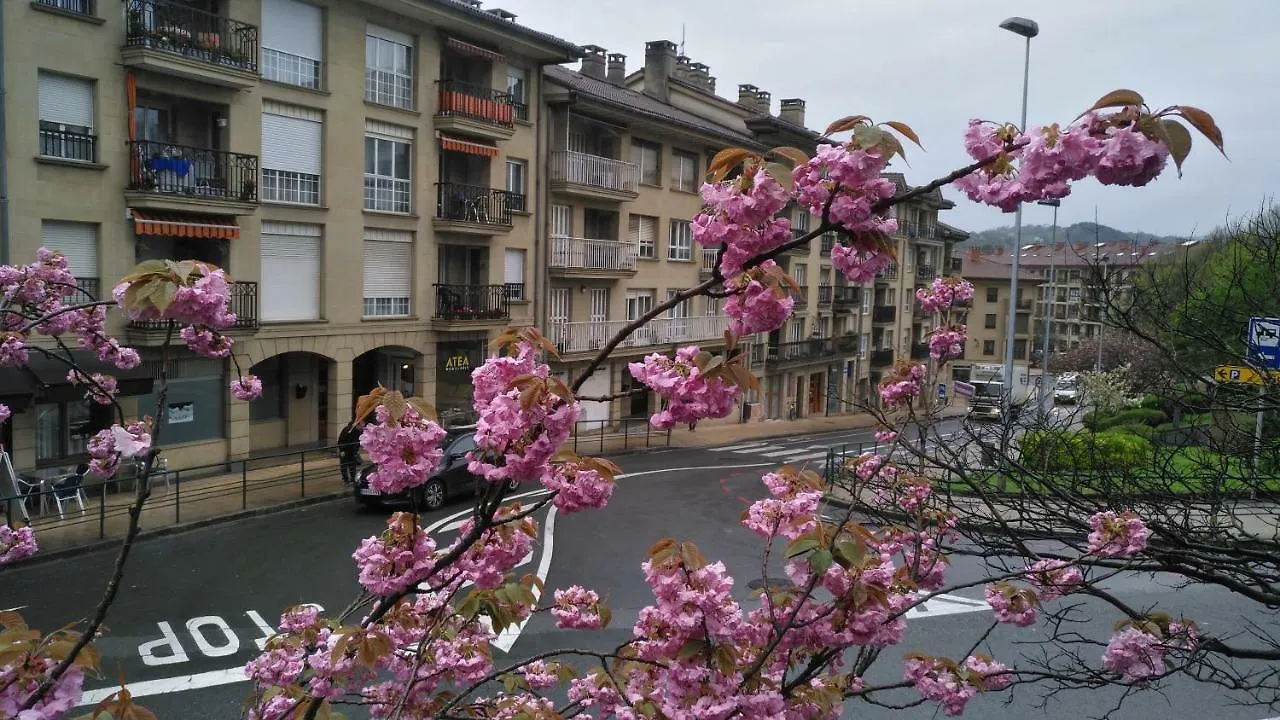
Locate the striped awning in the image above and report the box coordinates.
[132,210,239,240]
[440,136,498,157]
[446,37,504,63]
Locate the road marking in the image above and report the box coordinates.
[775,450,829,463]
[491,505,557,653]
[905,593,991,619]
[710,441,771,452]
[760,445,827,458]
[80,667,245,705]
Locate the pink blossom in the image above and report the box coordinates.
[230,375,263,401]
[540,460,614,513]
[180,325,233,358]
[916,276,975,313]
[67,370,118,405]
[724,267,795,336]
[0,334,28,366]
[985,583,1038,626]
[519,660,560,689]
[0,525,38,564]
[878,362,926,407]
[628,345,740,429]
[352,512,438,596]
[359,404,447,495]
[741,489,821,540]
[830,237,894,283]
[0,403,9,425]
[114,262,237,329]
[551,585,606,629]
[694,170,793,277]
[0,657,84,720]
[1026,559,1084,601]
[905,655,1011,716]
[86,419,152,478]
[1093,123,1170,187]
[793,143,897,237]
[1102,627,1166,682]
[453,505,538,590]
[929,325,967,361]
[1087,510,1150,558]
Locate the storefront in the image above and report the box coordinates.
[436,339,485,427]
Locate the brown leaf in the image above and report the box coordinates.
[127,703,160,720]
[706,148,757,183]
[1176,106,1226,157]
[382,392,409,423]
[1087,89,1145,113]
[823,115,872,137]
[762,161,795,192]
[882,121,924,150]
[877,133,909,167]
[766,146,810,168]
[0,611,26,631]
[1158,118,1193,175]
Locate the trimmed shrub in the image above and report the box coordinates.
[1020,429,1152,472]
[1140,394,1162,409]
[1093,408,1169,431]
[1114,423,1154,440]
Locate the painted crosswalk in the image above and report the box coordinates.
[708,433,967,466]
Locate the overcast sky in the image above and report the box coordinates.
[498,0,1277,237]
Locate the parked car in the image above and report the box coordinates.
[1054,374,1081,404]
[353,428,520,510]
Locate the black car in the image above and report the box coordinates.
[353,429,520,510]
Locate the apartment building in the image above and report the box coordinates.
[951,250,1036,386]
[5,0,578,471]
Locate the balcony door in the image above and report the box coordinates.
[440,150,488,188]
[438,245,486,286]
[626,290,654,346]
[588,288,609,350]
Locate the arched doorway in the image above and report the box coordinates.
[353,345,423,412]
[247,351,334,453]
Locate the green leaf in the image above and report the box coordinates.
[1158,119,1193,176]
[676,639,706,661]
[810,548,834,575]
[1087,89,1145,113]
[852,125,887,150]
[835,539,865,567]
[785,536,821,557]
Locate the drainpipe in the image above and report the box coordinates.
[0,0,10,265]
[533,64,548,335]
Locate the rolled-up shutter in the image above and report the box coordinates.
[261,0,323,61]
[40,220,98,277]
[38,72,93,128]
[260,222,321,322]
[261,103,322,175]
[362,229,412,302]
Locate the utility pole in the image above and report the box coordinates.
[1094,207,1105,372]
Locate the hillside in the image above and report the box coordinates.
[964,222,1185,251]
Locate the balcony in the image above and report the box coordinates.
[911,342,930,360]
[127,281,257,341]
[876,264,898,282]
[817,285,833,306]
[792,287,809,309]
[766,338,835,367]
[898,220,936,241]
[549,236,637,278]
[548,316,729,356]
[916,265,936,281]
[433,284,511,326]
[870,348,895,366]
[126,140,258,214]
[39,126,97,165]
[872,306,896,324]
[123,0,259,89]
[947,257,962,273]
[1017,296,1034,310]
[549,151,640,202]
[434,182,517,235]
[435,79,516,140]
[700,247,718,275]
[832,286,861,308]
[820,234,836,255]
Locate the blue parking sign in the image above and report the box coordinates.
[937,383,947,399]
[1248,317,1280,369]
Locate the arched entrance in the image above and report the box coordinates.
[353,345,423,411]
[247,351,335,453]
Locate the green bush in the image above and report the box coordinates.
[1140,394,1162,409]
[1092,408,1169,431]
[1094,431,1154,468]
[1114,423,1154,439]
[1020,429,1152,472]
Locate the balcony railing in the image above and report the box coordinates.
[700,247,718,275]
[549,316,728,355]
[817,285,833,305]
[947,257,962,272]
[766,338,833,365]
[911,342,930,360]
[870,348,894,366]
[437,79,515,127]
[821,234,836,255]
[877,263,898,281]
[130,281,257,330]
[125,0,259,74]
[898,220,936,240]
[127,140,259,202]
[549,236,637,272]
[436,182,518,225]
[792,287,809,307]
[832,286,861,307]
[873,306,896,323]
[550,151,639,195]
[916,265,936,281]
[1017,296,1034,310]
[39,126,96,163]
[433,283,510,321]
[37,0,92,16]
[71,277,101,304]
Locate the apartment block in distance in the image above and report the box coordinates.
[4,0,577,471]
[951,248,1037,387]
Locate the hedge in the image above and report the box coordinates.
[1086,408,1169,431]
[1020,429,1153,472]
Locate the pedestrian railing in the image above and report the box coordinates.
[568,417,672,455]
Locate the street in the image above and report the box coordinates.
[1,419,1271,719]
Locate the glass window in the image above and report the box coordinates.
[984,313,997,329]
[630,139,661,186]
[986,286,999,302]
[983,340,996,355]
[365,32,413,108]
[505,159,527,196]
[671,151,698,192]
[37,71,96,162]
[506,67,528,119]
[667,220,692,261]
[449,433,478,456]
[363,136,412,213]
[630,215,657,259]
[135,357,227,445]
[35,401,96,462]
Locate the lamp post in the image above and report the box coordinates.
[999,16,1039,423]
[1036,198,1060,418]
[1093,242,1108,371]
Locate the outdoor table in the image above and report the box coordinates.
[18,466,77,516]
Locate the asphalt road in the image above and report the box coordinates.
[2,417,1272,719]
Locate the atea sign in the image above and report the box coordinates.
[443,354,472,372]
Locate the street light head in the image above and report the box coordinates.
[1180,239,1200,247]
[1037,199,1061,207]
[1021,243,1039,251]
[999,17,1040,38]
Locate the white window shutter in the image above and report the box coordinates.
[367,24,413,47]
[503,249,525,286]
[261,0,323,60]
[260,222,322,321]
[261,112,322,175]
[362,230,412,299]
[37,73,93,128]
[40,221,98,277]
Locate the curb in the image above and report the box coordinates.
[17,489,350,568]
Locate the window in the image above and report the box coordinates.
[666,289,690,318]
[705,296,721,316]
[1014,339,1027,358]
[983,340,996,355]
[505,158,527,197]
[984,313,997,329]
[261,0,323,89]
[364,122,412,213]
[35,400,98,462]
[261,222,322,321]
[363,229,412,317]
[630,215,657,259]
[793,207,811,234]
[631,139,661,186]
[671,150,698,192]
[503,248,525,300]
[365,26,413,108]
[506,67,528,119]
[668,220,692,261]
[793,263,808,285]
[986,286,999,303]
[551,204,572,237]
[136,358,227,443]
[261,103,322,205]
[818,316,830,337]
[40,221,98,285]
[861,291,871,314]
[549,287,570,324]
[37,71,95,162]
[626,290,654,320]
[36,0,91,14]
[859,333,869,357]
[788,319,805,342]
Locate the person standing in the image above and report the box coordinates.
[338,418,363,485]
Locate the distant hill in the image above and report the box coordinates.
[965,222,1185,252]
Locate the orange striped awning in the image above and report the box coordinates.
[440,136,499,157]
[132,210,240,240]
[446,37,504,63]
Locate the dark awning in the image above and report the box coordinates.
[0,349,155,408]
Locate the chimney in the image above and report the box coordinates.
[754,90,772,115]
[738,83,759,109]
[459,0,481,7]
[674,55,692,82]
[779,98,805,126]
[606,53,626,85]
[706,76,716,92]
[689,62,710,89]
[485,8,517,21]
[580,45,606,80]
[967,247,981,261]
[643,40,677,101]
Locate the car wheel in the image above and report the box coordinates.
[419,479,446,511]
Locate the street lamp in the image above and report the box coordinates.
[1037,198,1060,418]
[999,16,1039,422]
[1094,241,1108,371]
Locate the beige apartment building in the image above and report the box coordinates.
[951,250,1036,386]
[3,0,578,471]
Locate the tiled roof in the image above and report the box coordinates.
[543,65,760,147]
[433,1,582,58]
[961,256,1039,282]
[937,221,970,239]
[974,241,1160,269]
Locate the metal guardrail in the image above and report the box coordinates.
[127,139,259,202]
[568,418,672,455]
[125,0,260,73]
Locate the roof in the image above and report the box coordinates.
[882,172,952,210]
[432,0,582,60]
[974,240,1162,269]
[937,221,970,240]
[960,256,1039,282]
[543,65,759,147]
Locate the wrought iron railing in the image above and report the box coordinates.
[550,151,639,194]
[917,265,936,280]
[832,286,861,307]
[877,263,898,281]
[129,281,257,330]
[435,182,518,225]
[39,126,96,163]
[549,316,728,354]
[128,140,259,202]
[873,306,896,323]
[124,0,259,73]
[437,79,515,127]
[870,348,894,366]
[766,338,833,365]
[433,284,510,321]
[817,285,833,305]
[37,0,93,15]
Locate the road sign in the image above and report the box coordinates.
[954,381,975,398]
[1213,365,1280,385]
[1248,317,1280,369]
[937,383,947,399]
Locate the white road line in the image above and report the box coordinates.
[492,505,556,653]
[710,442,772,452]
[79,667,245,705]
[760,445,826,458]
[776,451,829,463]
